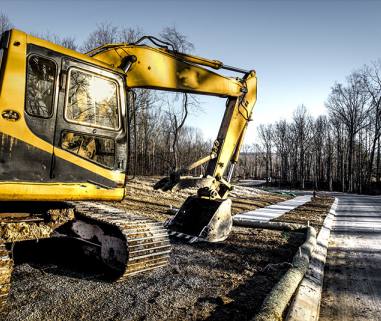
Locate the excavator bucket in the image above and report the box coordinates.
[166,196,232,242]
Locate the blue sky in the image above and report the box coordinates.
[1,0,381,143]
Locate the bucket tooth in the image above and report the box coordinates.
[166,196,232,242]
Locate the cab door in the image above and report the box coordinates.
[52,58,127,189]
[0,41,58,182]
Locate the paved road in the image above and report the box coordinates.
[319,194,381,321]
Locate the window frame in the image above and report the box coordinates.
[60,130,116,169]
[24,54,58,119]
[64,66,121,131]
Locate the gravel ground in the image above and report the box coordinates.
[3,227,305,321]
[1,177,304,321]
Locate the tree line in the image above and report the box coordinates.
[236,62,381,193]
[1,13,380,193]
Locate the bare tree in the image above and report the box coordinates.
[119,26,144,43]
[258,124,273,183]
[326,122,334,191]
[81,22,119,52]
[312,116,328,190]
[273,120,290,184]
[33,31,77,50]
[59,37,77,50]
[0,13,12,35]
[159,26,197,171]
[292,105,312,189]
[159,26,194,52]
[360,61,381,185]
[326,72,369,192]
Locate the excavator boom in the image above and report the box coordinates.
[91,42,257,194]
[89,44,247,97]
[89,40,257,241]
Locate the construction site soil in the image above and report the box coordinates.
[0,178,331,321]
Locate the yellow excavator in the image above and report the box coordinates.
[0,29,257,308]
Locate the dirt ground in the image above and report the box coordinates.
[1,177,307,321]
[119,177,290,221]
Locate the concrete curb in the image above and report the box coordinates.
[285,197,338,321]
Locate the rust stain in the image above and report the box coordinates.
[0,133,19,158]
[9,136,15,153]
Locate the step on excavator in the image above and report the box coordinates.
[0,29,257,308]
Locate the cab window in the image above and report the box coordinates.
[25,55,56,118]
[61,131,115,168]
[65,68,120,130]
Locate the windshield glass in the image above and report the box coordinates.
[65,68,120,130]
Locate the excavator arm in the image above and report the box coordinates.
[88,42,248,97]
[89,40,257,242]
[90,42,257,196]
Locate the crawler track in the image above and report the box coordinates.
[0,203,74,310]
[70,202,171,280]
[0,201,171,310]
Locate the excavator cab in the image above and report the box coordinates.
[0,30,128,201]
